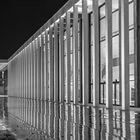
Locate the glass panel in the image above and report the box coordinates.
[129,29,134,55]
[112,11,119,35]
[129,28,135,106]
[112,36,119,59]
[112,0,119,12]
[100,5,105,19]
[100,41,106,82]
[130,63,135,106]
[100,18,106,39]
[100,40,106,104]
[99,0,105,6]
[129,2,134,27]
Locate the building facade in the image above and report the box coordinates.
[8,0,138,110]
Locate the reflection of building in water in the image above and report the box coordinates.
[7,98,140,139]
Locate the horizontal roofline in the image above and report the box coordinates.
[8,0,79,62]
[0,59,8,63]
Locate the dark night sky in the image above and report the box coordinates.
[0,0,68,59]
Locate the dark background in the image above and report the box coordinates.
[0,0,68,59]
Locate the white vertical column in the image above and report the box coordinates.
[45,31,49,101]
[24,48,26,98]
[38,37,42,100]
[66,12,71,104]
[28,46,30,99]
[37,37,41,100]
[31,42,34,99]
[41,34,45,100]
[35,39,38,100]
[105,0,113,108]
[121,0,129,110]
[26,47,28,99]
[92,0,100,107]
[21,51,23,98]
[33,41,36,100]
[59,17,64,103]
[28,45,31,99]
[73,6,79,104]
[106,110,113,140]
[49,27,54,102]
[82,0,89,105]
[119,0,122,106]
[24,48,26,99]
[122,111,130,139]
[54,22,59,102]
[29,44,32,99]
[23,48,25,98]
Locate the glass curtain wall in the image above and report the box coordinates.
[8,0,136,108]
[89,0,135,106]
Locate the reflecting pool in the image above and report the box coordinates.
[0,97,140,139]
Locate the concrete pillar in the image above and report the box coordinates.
[45,31,49,101]
[35,39,38,100]
[59,17,64,103]
[73,5,79,105]
[66,12,71,104]
[119,0,122,106]
[29,45,31,99]
[38,37,42,100]
[23,48,26,98]
[92,0,100,107]
[41,34,45,100]
[82,0,89,105]
[121,0,130,110]
[54,22,59,102]
[49,27,54,102]
[105,0,113,108]
[33,41,36,100]
[36,37,41,100]
[136,0,140,107]
[30,44,33,100]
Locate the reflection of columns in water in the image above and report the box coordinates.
[48,102,54,138]
[105,109,113,140]
[41,101,45,131]
[72,105,78,140]
[91,107,100,140]
[31,100,33,126]
[121,111,130,139]
[54,103,59,139]
[64,104,70,140]
[35,100,38,128]
[44,101,49,134]
[81,106,89,140]
[59,104,65,139]
[135,113,140,140]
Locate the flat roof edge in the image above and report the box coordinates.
[8,0,79,62]
[0,59,8,63]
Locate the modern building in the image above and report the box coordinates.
[7,0,139,110]
[0,60,8,96]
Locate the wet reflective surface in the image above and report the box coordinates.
[0,97,139,139]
